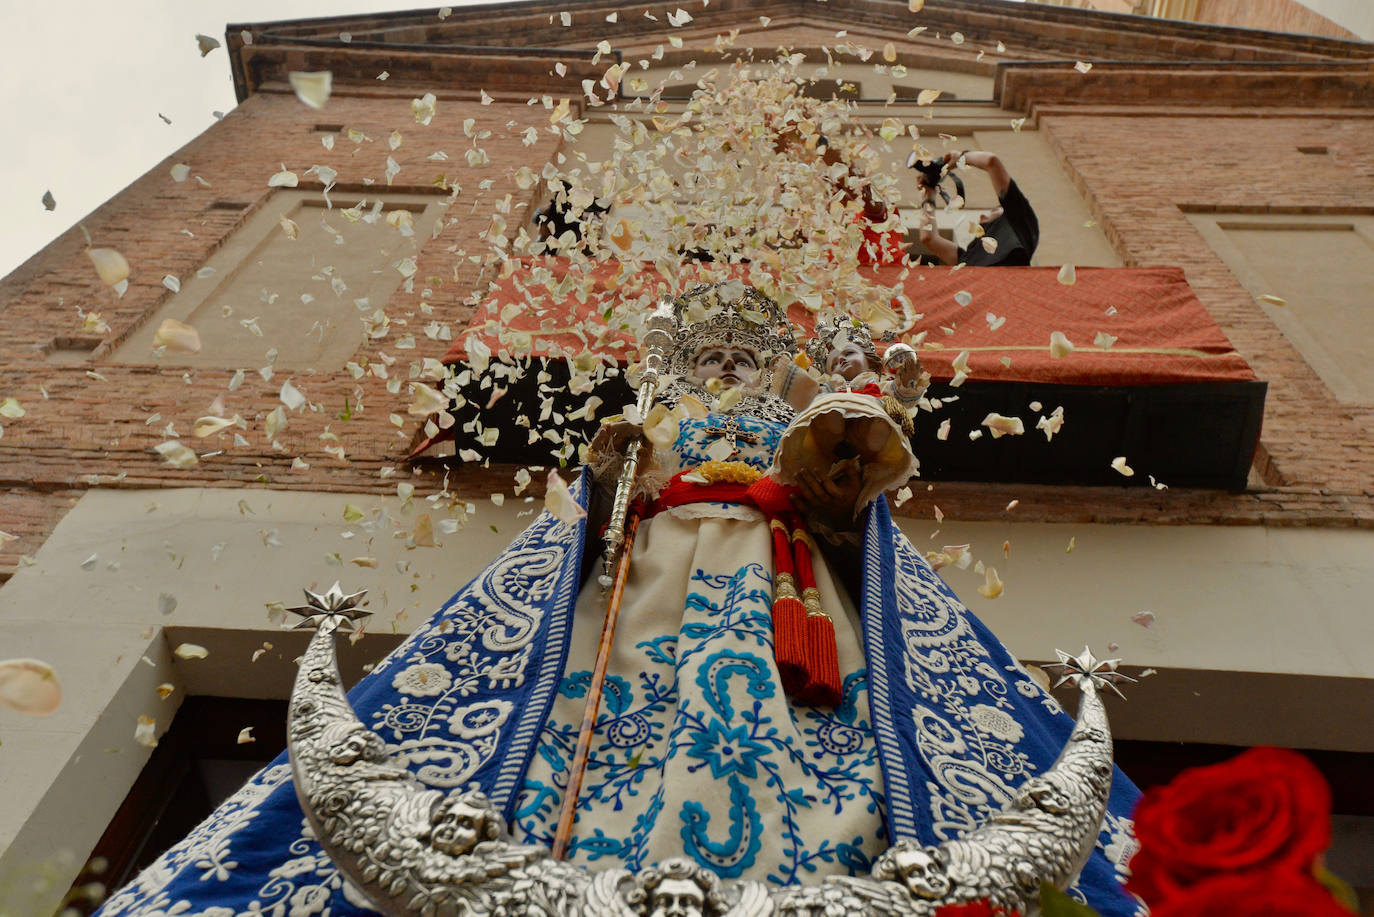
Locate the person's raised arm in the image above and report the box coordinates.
[951,150,1012,197]
[917,184,960,265]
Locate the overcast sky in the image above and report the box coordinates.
[0,0,515,280]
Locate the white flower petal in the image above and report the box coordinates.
[155,441,199,469]
[288,71,333,110]
[87,248,130,286]
[153,319,201,352]
[0,658,62,716]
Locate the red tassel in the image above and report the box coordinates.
[769,518,808,697]
[772,594,809,697]
[800,608,842,707]
[790,524,842,708]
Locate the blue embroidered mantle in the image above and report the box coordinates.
[97,468,1141,917]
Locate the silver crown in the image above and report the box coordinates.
[665,281,798,376]
[805,314,883,367]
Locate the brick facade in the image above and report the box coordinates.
[3,0,1374,576]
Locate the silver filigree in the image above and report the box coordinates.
[288,583,1122,916]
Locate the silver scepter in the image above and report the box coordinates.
[600,297,677,584]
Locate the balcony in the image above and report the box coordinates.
[422,260,1264,492]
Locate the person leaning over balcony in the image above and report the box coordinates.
[917,150,1040,267]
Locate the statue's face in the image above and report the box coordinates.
[893,847,952,899]
[648,878,705,917]
[825,341,872,381]
[431,797,487,856]
[692,347,758,389]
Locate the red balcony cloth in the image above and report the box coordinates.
[441,258,1255,386]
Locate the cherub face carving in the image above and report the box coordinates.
[328,727,384,766]
[430,794,491,856]
[892,846,953,899]
[1016,777,1071,814]
[648,877,706,917]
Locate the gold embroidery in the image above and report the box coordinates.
[692,460,763,486]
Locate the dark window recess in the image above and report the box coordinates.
[314,123,345,133]
[660,79,860,101]
[440,365,1265,491]
[1298,145,1330,155]
[58,697,286,916]
[43,335,102,362]
[207,200,252,211]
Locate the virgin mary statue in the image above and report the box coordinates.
[97,282,1142,916]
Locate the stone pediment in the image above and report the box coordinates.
[225,0,1373,110]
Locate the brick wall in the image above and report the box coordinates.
[1040,112,1374,497]
[5,15,1374,576]
[0,91,562,569]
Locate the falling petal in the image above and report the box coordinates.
[408,382,450,416]
[237,726,256,744]
[1093,331,1118,349]
[280,380,307,411]
[135,715,159,747]
[1257,294,1287,307]
[195,33,220,56]
[1049,331,1075,358]
[1074,60,1093,73]
[916,89,942,105]
[545,470,587,525]
[158,593,178,615]
[173,643,209,660]
[412,92,438,125]
[1131,610,1156,628]
[155,441,199,469]
[1036,406,1065,441]
[42,190,56,211]
[288,71,333,110]
[977,566,1003,599]
[193,415,238,437]
[170,163,191,182]
[1057,263,1076,285]
[268,166,299,188]
[0,658,62,715]
[87,248,130,286]
[153,319,201,352]
[981,413,1025,438]
[0,398,24,419]
[1111,456,1135,477]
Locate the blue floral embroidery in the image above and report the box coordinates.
[516,559,887,886]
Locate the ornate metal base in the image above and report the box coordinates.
[286,584,1128,917]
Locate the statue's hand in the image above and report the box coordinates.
[792,463,863,533]
[587,420,650,489]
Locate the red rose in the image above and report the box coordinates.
[1148,870,1351,917]
[935,902,1019,917]
[1127,747,1331,906]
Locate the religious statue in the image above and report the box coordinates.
[96,284,1143,917]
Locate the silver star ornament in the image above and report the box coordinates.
[1046,646,1138,699]
[286,581,371,631]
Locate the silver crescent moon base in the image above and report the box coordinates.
[286,585,1124,917]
